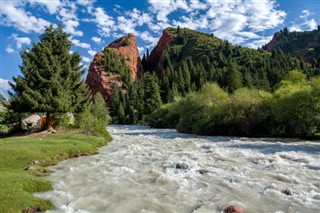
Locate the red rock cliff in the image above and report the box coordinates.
[264,31,282,52]
[148,29,176,73]
[86,34,143,101]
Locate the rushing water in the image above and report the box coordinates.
[35,125,320,213]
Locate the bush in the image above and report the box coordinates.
[75,93,112,141]
[147,103,180,128]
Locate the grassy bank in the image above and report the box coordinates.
[0,131,111,213]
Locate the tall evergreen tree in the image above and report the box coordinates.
[226,61,243,93]
[143,73,162,115]
[9,25,89,129]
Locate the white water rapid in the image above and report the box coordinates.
[35,125,320,213]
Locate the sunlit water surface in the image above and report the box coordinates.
[36,125,320,213]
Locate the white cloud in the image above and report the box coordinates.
[76,0,96,6]
[90,7,115,36]
[139,31,158,45]
[138,47,145,55]
[304,19,318,30]
[300,10,312,19]
[117,16,137,34]
[288,25,302,32]
[71,39,91,49]
[88,50,97,57]
[289,10,318,32]
[28,0,63,14]
[91,36,101,43]
[12,34,31,49]
[0,79,11,91]
[82,56,91,63]
[246,36,273,49]
[148,0,191,23]
[6,46,15,53]
[1,1,50,33]
[173,15,208,30]
[54,1,83,37]
[146,0,286,46]
[64,19,83,36]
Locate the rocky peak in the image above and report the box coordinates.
[85,34,143,101]
[107,33,143,79]
[264,31,282,52]
[148,29,176,72]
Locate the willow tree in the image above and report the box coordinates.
[9,25,89,130]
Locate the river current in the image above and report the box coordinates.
[36,125,320,213]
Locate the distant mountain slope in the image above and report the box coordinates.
[146,27,313,99]
[263,27,320,65]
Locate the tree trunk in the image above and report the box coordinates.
[45,112,55,131]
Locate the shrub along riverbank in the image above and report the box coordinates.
[148,70,320,139]
[0,131,111,213]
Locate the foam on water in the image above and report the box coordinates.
[35,125,320,213]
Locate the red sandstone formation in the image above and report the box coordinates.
[108,33,143,79]
[148,29,176,73]
[264,31,282,52]
[86,34,143,101]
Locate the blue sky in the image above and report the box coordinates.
[1,0,319,92]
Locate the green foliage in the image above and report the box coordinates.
[271,71,320,137]
[123,38,131,46]
[148,74,320,138]
[263,28,320,71]
[143,73,163,115]
[146,27,316,101]
[75,92,111,140]
[0,132,107,213]
[9,25,90,129]
[147,102,180,129]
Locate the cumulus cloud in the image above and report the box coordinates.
[6,46,15,54]
[76,0,96,7]
[71,38,91,49]
[0,79,11,91]
[28,0,63,14]
[300,10,312,19]
[139,31,158,45]
[145,0,286,46]
[82,56,91,63]
[12,34,31,49]
[91,36,101,43]
[1,1,50,33]
[55,1,84,37]
[246,36,273,49]
[64,19,83,36]
[88,50,97,57]
[289,10,318,32]
[88,7,115,36]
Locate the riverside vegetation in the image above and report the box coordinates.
[103,27,319,138]
[0,25,112,212]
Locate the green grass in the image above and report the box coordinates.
[0,131,111,213]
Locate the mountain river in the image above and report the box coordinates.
[35,125,320,213]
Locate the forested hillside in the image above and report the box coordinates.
[107,27,319,125]
[263,27,320,66]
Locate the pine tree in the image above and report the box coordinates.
[226,61,243,93]
[9,25,89,130]
[143,73,162,115]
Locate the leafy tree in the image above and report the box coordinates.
[271,71,319,137]
[9,25,89,130]
[75,92,111,139]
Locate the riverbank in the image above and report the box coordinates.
[0,131,111,213]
